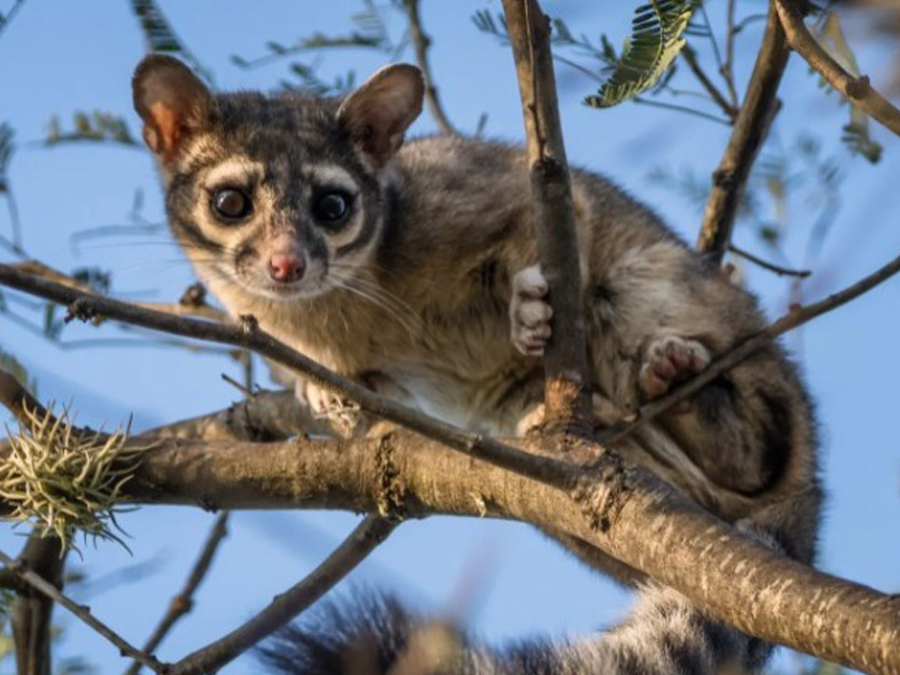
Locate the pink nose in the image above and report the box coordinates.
[268,252,306,283]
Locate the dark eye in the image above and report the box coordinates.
[211,188,252,222]
[312,190,352,226]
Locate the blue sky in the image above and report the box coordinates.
[1,1,899,673]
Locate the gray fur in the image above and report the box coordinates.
[133,57,823,674]
[258,586,768,675]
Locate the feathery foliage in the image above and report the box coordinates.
[0,123,12,194]
[812,12,882,163]
[129,0,214,86]
[44,111,138,148]
[232,0,407,95]
[585,0,696,108]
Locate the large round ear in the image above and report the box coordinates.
[132,55,215,163]
[336,64,424,166]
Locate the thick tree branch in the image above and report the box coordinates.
[137,389,328,442]
[501,0,593,434]
[17,429,896,674]
[124,512,230,675]
[402,0,457,135]
[168,515,397,675]
[775,0,900,136]
[4,239,900,669]
[696,4,790,262]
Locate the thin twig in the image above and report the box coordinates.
[602,244,900,443]
[729,243,812,277]
[774,0,900,136]
[221,372,253,397]
[0,0,27,40]
[699,1,726,77]
[680,44,738,120]
[0,548,165,673]
[722,0,739,106]
[4,184,23,252]
[501,0,593,435]
[10,260,228,323]
[696,4,790,263]
[632,96,732,126]
[168,514,397,674]
[124,512,230,675]
[402,0,456,135]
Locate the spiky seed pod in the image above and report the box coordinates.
[0,404,152,554]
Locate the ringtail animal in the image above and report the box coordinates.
[133,55,822,674]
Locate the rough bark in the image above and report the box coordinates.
[8,427,891,674]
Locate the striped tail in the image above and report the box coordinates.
[258,585,770,675]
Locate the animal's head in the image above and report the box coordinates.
[132,56,423,301]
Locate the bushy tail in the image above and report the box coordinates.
[258,586,770,675]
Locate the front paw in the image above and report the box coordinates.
[510,265,553,357]
[295,379,361,437]
[296,379,341,416]
[639,336,710,401]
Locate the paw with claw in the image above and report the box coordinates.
[639,336,710,403]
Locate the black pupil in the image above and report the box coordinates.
[214,189,249,219]
[316,192,348,222]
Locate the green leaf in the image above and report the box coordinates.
[129,0,214,85]
[43,111,138,148]
[813,12,882,164]
[585,0,696,108]
[472,9,508,43]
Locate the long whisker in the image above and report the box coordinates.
[330,277,422,340]
[329,264,423,322]
[337,274,423,328]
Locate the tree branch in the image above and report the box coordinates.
[0,548,164,674]
[402,0,457,135]
[0,366,47,426]
[123,512,230,675]
[168,515,397,675]
[137,389,330,442]
[10,532,64,675]
[4,238,900,669]
[728,243,811,277]
[9,260,228,323]
[775,0,900,136]
[680,44,739,120]
[501,0,593,434]
[17,428,896,673]
[696,4,790,262]
[0,263,577,490]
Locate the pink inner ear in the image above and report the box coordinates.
[149,101,184,162]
